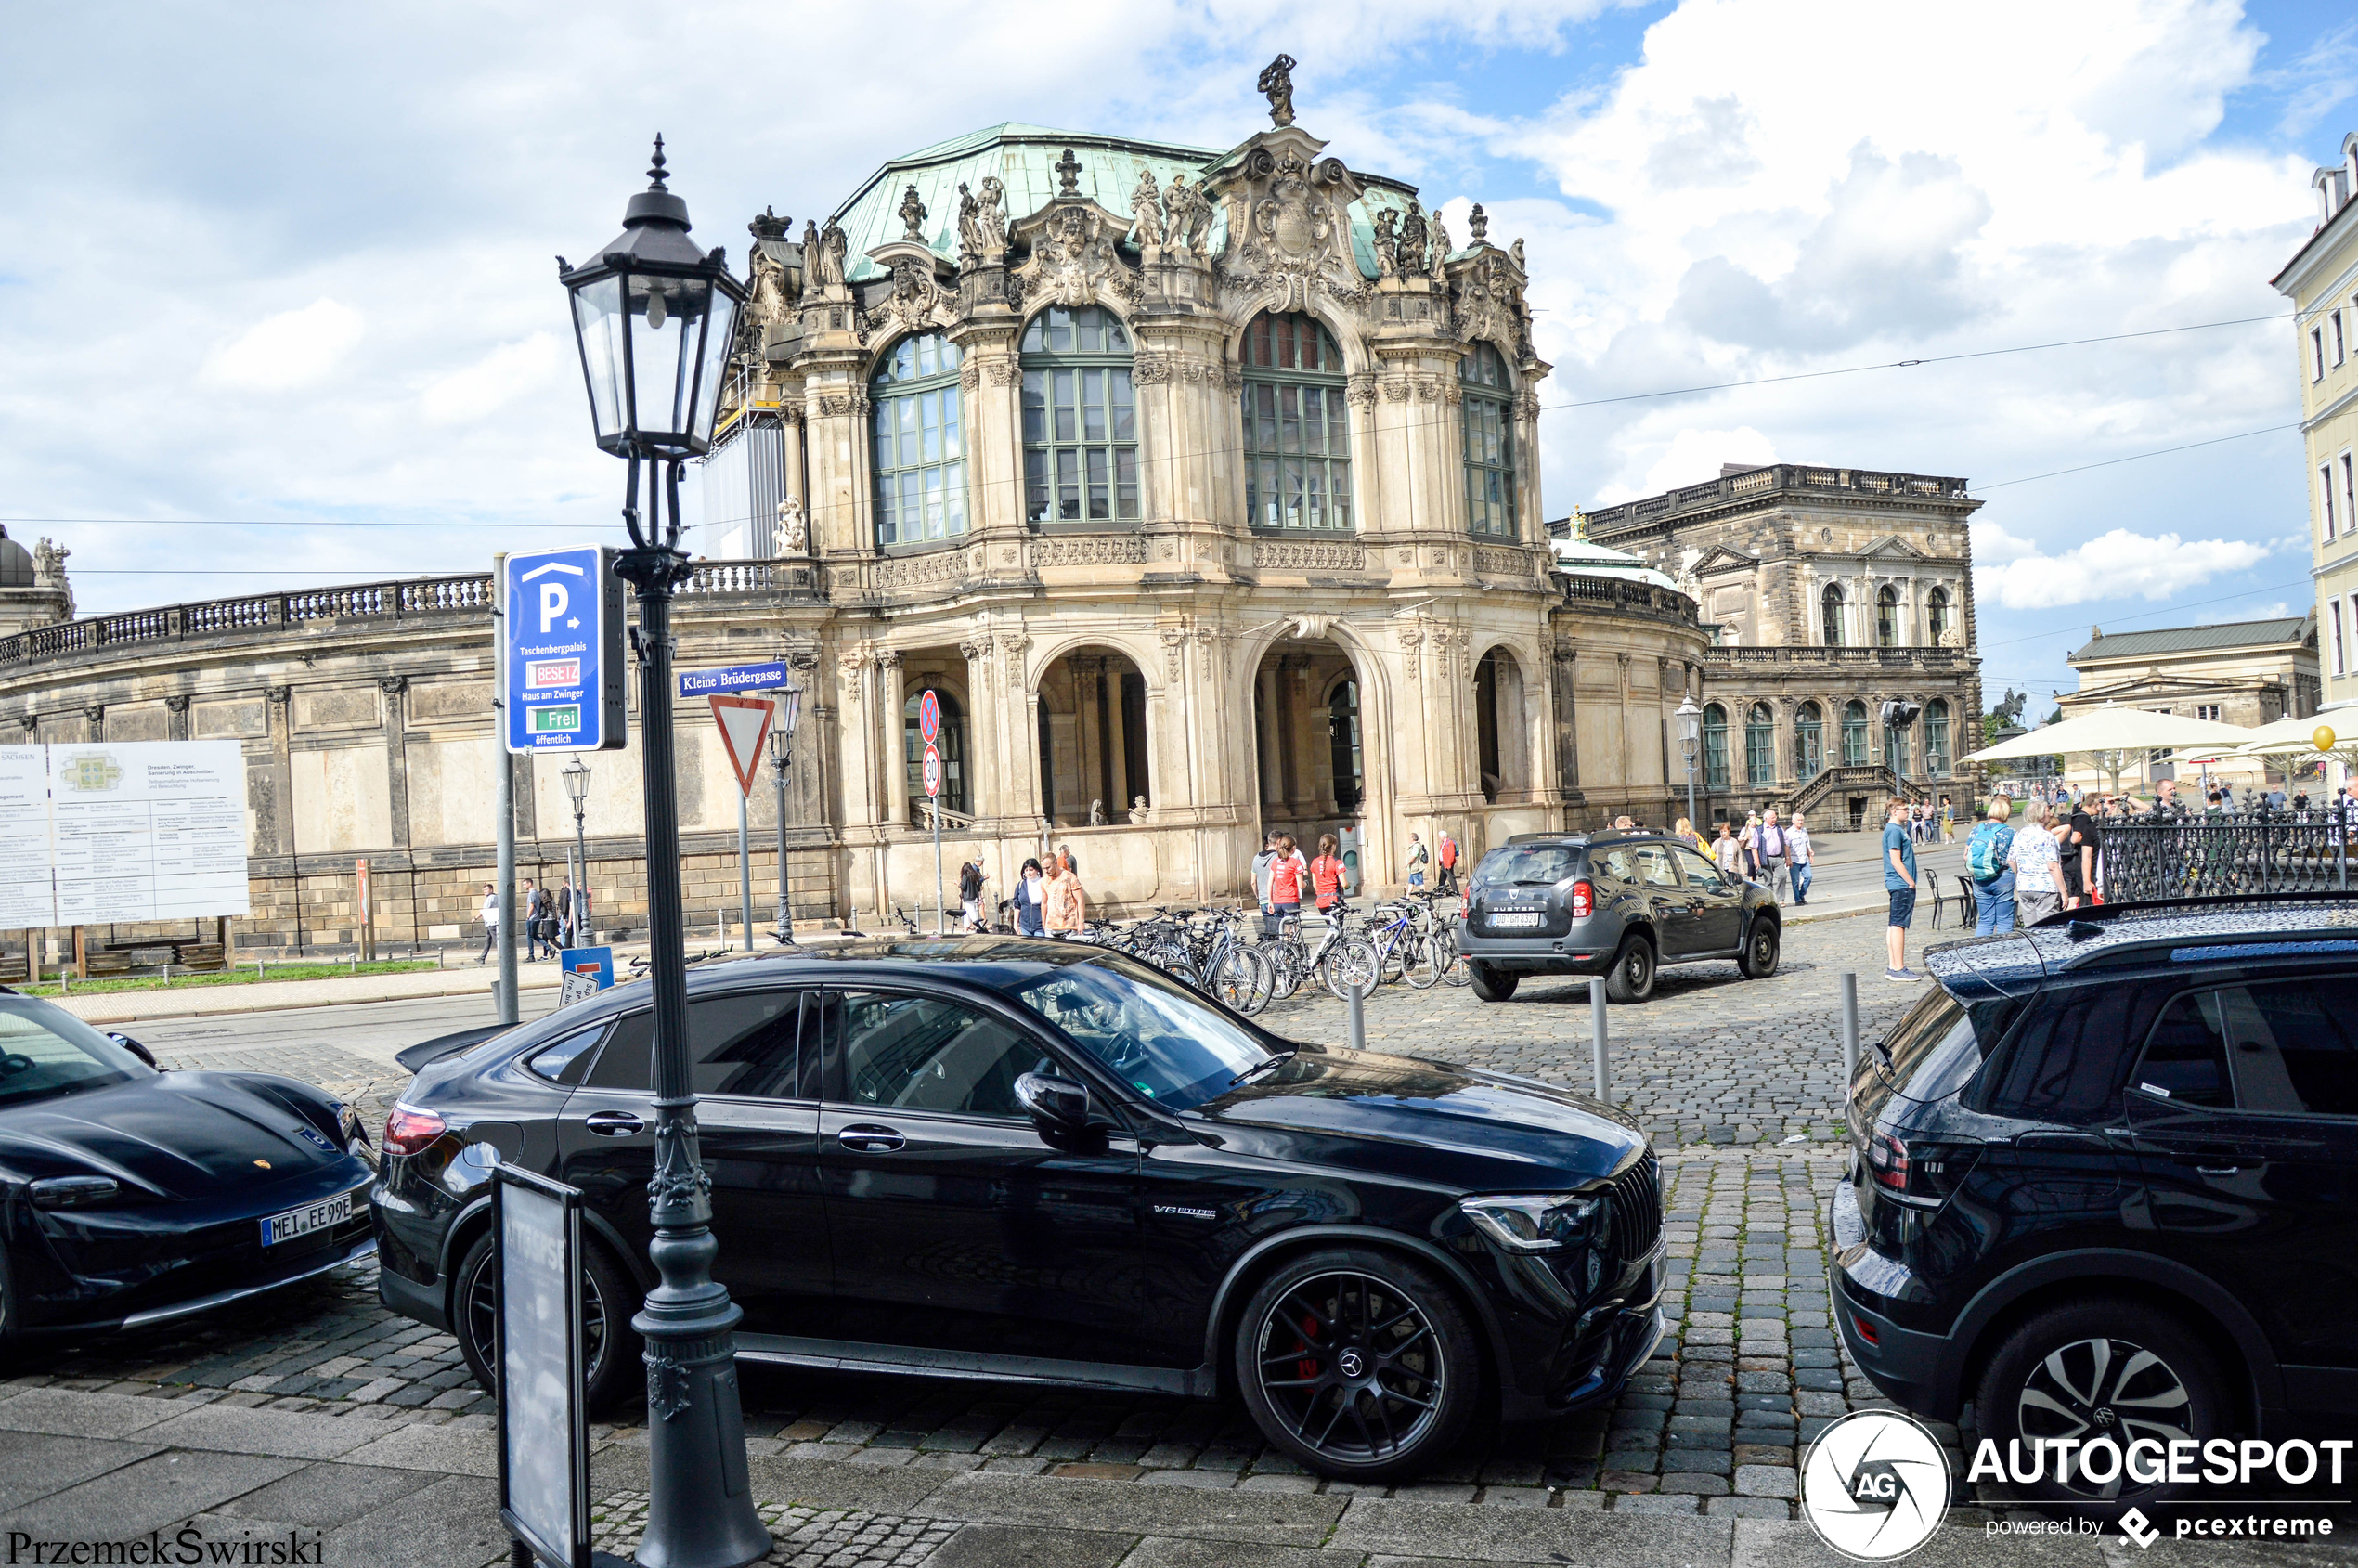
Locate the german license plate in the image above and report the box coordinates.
[1489,912,1544,928]
[260,1190,354,1247]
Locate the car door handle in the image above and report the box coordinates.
[837,1124,905,1153]
[584,1110,644,1137]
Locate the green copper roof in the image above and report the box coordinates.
[829,123,1424,284]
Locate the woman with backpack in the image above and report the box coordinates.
[1966,797,2018,935]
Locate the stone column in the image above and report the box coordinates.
[958,636,996,820]
[1106,658,1131,811]
[1551,640,1581,793]
[379,677,411,851]
[879,652,908,829]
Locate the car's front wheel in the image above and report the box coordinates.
[1972,1298,2223,1519]
[1738,916,1780,978]
[1235,1248,1480,1482]
[453,1227,641,1416]
[1466,960,1518,1002]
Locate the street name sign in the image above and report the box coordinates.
[709,694,775,797]
[502,546,625,754]
[678,661,791,698]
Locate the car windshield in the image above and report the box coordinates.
[0,995,155,1110]
[1006,956,1273,1111]
[1474,846,1576,888]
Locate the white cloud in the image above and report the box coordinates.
[1604,425,1778,500]
[421,333,567,426]
[200,298,364,391]
[1977,527,2270,608]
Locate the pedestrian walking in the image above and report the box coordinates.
[1712,820,1743,881]
[1750,810,1792,902]
[520,880,545,961]
[1042,855,1086,937]
[476,882,499,964]
[1265,834,1310,935]
[1965,797,2018,936]
[2060,797,2098,909]
[1252,831,1283,932]
[958,858,985,932]
[1939,796,1955,844]
[1436,832,1459,896]
[1786,812,1814,905]
[1883,799,1921,981]
[2009,800,2064,926]
[554,878,576,950]
[1012,858,1047,936]
[1672,816,1702,855]
[1405,831,1429,889]
[1311,834,1348,915]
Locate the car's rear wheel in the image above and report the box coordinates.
[1235,1248,1480,1482]
[454,1227,641,1416]
[1602,934,1656,1003]
[1972,1298,2223,1519]
[1738,917,1781,979]
[1466,960,1518,1002]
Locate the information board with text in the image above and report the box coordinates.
[1,741,253,926]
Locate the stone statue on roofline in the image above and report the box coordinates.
[1258,54,1297,128]
[1130,169,1164,248]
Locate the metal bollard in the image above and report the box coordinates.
[1590,978,1610,1101]
[1841,971,1859,1089]
[1345,974,1367,1053]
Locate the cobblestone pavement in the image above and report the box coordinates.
[15,914,1955,1529]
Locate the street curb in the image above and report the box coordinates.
[61,971,567,1027]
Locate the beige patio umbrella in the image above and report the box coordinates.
[1958,702,2251,765]
[2224,714,2352,757]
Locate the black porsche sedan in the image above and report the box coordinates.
[0,988,377,1348]
[371,938,1665,1481]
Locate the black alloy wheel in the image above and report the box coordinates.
[1739,917,1781,979]
[1466,960,1518,1002]
[1973,1299,2222,1515]
[1236,1249,1478,1481]
[1602,934,1656,1004]
[453,1229,641,1416]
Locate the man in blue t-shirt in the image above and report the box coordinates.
[1882,798,1920,982]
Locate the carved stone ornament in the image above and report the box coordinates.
[976,177,1007,250]
[1129,169,1164,249]
[996,632,1030,692]
[775,495,808,554]
[1160,174,1211,258]
[1396,201,1429,278]
[861,256,954,344]
[1160,626,1186,682]
[163,693,192,711]
[1011,197,1136,310]
[1219,142,1366,314]
[898,184,928,241]
[1258,54,1297,127]
[810,218,848,291]
[1371,207,1398,278]
[1468,203,1487,244]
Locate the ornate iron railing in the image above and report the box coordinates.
[2097,810,2358,902]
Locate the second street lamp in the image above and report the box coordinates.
[1675,694,1702,830]
[770,682,801,945]
[561,757,591,942]
[559,138,767,1568]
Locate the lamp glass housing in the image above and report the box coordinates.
[562,758,592,810]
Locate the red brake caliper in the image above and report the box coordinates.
[1296,1314,1321,1381]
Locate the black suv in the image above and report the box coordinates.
[1458,832,1781,1004]
[372,938,1665,1481]
[1836,895,2358,1515]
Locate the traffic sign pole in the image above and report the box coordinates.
[491,553,518,1024]
[923,723,944,935]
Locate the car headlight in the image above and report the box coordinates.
[30,1175,121,1210]
[1459,1193,1603,1252]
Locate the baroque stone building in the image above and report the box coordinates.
[2060,616,2318,795]
[1583,463,1982,831]
[0,67,1713,954]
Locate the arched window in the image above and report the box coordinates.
[1795,702,1824,782]
[869,332,965,549]
[1703,703,1730,791]
[1020,306,1135,525]
[1745,702,1776,786]
[1242,313,1352,532]
[1328,679,1363,812]
[1821,583,1845,647]
[1842,700,1869,767]
[903,684,968,819]
[1925,698,1950,777]
[1877,585,1900,648]
[1460,343,1517,538]
[1926,587,1949,646]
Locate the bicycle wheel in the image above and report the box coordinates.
[1264,939,1306,1001]
[1402,932,1442,990]
[1321,937,1380,1000]
[1375,932,1406,985]
[1436,925,1471,987]
[1208,946,1266,1015]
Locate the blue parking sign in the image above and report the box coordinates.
[502,547,626,753]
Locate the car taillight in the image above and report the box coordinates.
[1570,879,1594,918]
[1867,1131,1977,1207]
[383,1105,448,1156]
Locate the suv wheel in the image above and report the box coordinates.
[454,1228,641,1417]
[1235,1248,1480,1482]
[1466,961,1518,1002]
[1602,935,1656,1004]
[1973,1299,2223,1516]
[1738,917,1780,979]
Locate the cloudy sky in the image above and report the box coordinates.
[5,0,2352,708]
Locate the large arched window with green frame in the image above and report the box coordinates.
[869,331,966,549]
[1460,343,1517,538]
[1020,305,1136,525]
[1241,311,1352,531]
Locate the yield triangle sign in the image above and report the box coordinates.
[708,693,774,797]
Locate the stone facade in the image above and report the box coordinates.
[1584,463,1981,833]
[2274,131,2358,721]
[0,72,1713,952]
[0,525,72,638]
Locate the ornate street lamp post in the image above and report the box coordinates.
[769,683,802,945]
[561,758,591,940]
[558,139,768,1568]
[1675,694,1702,829]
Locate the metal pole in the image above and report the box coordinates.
[614,458,769,1568]
[1685,756,1696,831]
[773,744,794,944]
[491,552,519,1027]
[1345,969,1366,1053]
[1841,971,1859,1088]
[1590,978,1610,1100]
[736,792,754,952]
[933,801,945,935]
[573,805,589,944]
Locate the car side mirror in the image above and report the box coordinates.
[1016,1069,1091,1134]
[109,1032,159,1069]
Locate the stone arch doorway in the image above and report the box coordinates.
[1473,646,1532,803]
[1252,637,1367,879]
[1036,647,1150,827]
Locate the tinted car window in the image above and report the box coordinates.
[1632,847,1678,888]
[585,990,807,1098]
[1976,981,2177,1123]
[527,1020,611,1085]
[829,992,1036,1118]
[1594,847,1639,884]
[1676,847,1728,892]
[0,996,152,1109]
[1009,958,1268,1109]
[1474,846,1576,888]
[2172,980,2358,1117]
[2134,993,2233,1108]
